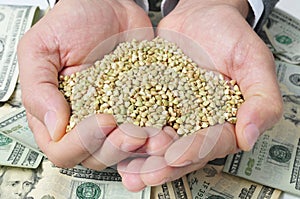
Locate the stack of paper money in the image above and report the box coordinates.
[1,2,300,199]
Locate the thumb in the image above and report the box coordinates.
[17,27,70,141]
[234,41,283,151]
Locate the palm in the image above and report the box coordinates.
[31,0,152,73]
[158,4,281,148]
[17,0,153,168]
[117,3,283,191]
[159,6,261,78]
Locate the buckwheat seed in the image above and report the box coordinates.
[59,37,244,136]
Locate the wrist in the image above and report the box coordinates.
[179,0,249,18]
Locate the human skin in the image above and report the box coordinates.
[0,168,35,199]
[18,0,183,174]
[18,0,283,192]
[117,0,283,191]
[17,0,165,170]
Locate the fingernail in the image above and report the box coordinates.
[44,111,57,140]
[163,126,179,140]
[171,160,192,167]
[120,143,139,152]
[244,123,260,149]
[157,177,171,186]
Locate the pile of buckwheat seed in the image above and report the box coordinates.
[59,37,244,136]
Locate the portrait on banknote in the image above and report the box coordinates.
[0,166,42,199]
[283,94,300,127]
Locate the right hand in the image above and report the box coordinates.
[117,0,283,191]
[17,0,154,169]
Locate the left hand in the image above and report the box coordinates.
[117,0,283,191]
[17,0,154,169]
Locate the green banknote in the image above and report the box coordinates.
[26,160,150,199]
[0,5,39,102]
[224,61,300,195]
[0,131,43,168]
[264,8,300,64]
[151,176,192,199]
[188,163,281,199]
[0,108,44,168]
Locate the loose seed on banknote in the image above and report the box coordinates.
[59,37,244,136]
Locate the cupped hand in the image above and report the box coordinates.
[17,0,154,168]
[118,0,283,191]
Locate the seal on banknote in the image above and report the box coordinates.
[289,74,300,87]
[76,182,101,199]
[275,35,293,45]
[269,144,292,163]
[0,134,12,146]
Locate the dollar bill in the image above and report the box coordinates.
[276,61,300,95]
[151,176,192,199]
[0,131,43,168]
[0,80,22,117]
[188,163,281,199]
[25,159,151,199]
[223,61,300,195]
[0,107,43,168]
[263,8,300,64]
[0,107,40,151]
[0,5,39,102]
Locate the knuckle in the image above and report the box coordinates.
[47,154,76,168]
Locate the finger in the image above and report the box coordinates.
[30,114,116,168]
[118,158,147,192]
[17,24,70,141]
[230,37,283,151]
[140,156,174,186]
[120,156,204,190]
[82,123,148,170]
[118,157,169,191]
[165,123,238,167]
[140,126,179,156]
[80,156,108,171]
[75,114,116,150]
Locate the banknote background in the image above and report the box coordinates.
[0,0,299,198]
[0,5,38,102]
[233,2,300,198]
[276,0,300,20]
